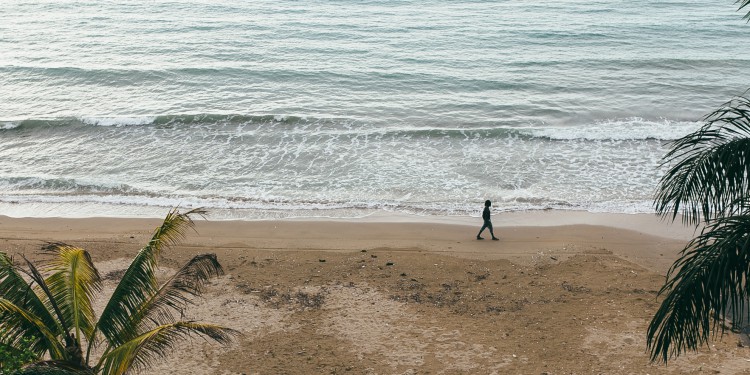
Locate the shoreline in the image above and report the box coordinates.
[318,210,699,241]
[1,208,697,238]
[0,210,696,274]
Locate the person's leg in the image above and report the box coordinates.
[477,222,488,239]
[488,221,499,240]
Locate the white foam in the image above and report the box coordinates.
[80,116,157,127]
[0,122,20,130]
[522,118,702,141]
[283,119,702,141]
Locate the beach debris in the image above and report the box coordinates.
[472,272,489,282]
[319,259,326,262]
[486,306,503,313]
[386,262,394,266]
[258,286,328,309]
[371,254,378,258]
[561,281,591,293]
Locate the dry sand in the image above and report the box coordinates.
[1,212,748,374]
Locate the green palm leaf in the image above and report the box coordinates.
[0,298,66,359]
[131,253,224,329]
[0,253,61,356]
[16,361,94,375]
[97,321,237,375]
[647,214,750,363]
[41,243,101,344]
[21,256,90,367]
[655,96,750,225]
[95,208,206,349]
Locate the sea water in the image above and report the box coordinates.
[1,0,750,219]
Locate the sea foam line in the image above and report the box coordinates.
[1,114,703,141]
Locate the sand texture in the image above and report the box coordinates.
[1,214,748,374]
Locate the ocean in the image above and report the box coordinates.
[1,0,750,220]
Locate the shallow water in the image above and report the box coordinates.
[1,0,749,219]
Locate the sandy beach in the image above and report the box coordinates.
[1,212,747,374]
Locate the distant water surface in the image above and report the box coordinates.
[1,0,749,219]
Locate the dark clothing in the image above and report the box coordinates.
[479,220,493,236]
[477,205,496,239]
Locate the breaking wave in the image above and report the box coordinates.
[0,114,702,141]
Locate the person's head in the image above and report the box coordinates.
[485,200,491,207]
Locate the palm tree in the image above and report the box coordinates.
[0,208,237,374]
[648,95,750,362]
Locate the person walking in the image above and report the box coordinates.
[477,200,499,240]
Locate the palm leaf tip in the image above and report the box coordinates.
[739,0,750,19]
[191,322,240,344]
[99,321,238,375]
[169,253,224,298]
[128,253,225,329]
[149,207,207,249]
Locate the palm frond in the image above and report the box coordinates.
[16,361,94,375]
[20,256,91,366]
[739,0,750,20]
[647,214,750,363]
[131,254,224,330]
[0,298,66,359]
[655,96,750,225]
[95,208,206,348]
[21,255,72,341]
[97,321,237,375]
[146,207,206,251]
[41,243,101,344]
[0,253,61,355]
